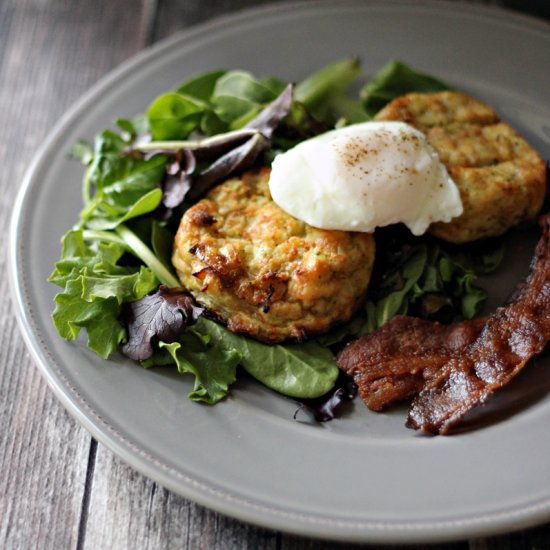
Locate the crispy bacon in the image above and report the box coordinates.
[408,213,550,434]
[337,213,550,435]
[336,316,485,411]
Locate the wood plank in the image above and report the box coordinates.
[0,0,152,548]
[84,446,279,549]
[152,0,282,41]
[471,522,550,549]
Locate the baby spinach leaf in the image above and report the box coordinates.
[82,154,166,229]
[175,69,226,100]
[361,60,450,117]
[260,76,287,96]
[195,318,339,399]
[199,110,228,136]
[85,188,163,230]
[214,95,258,124]
[147,93,206,140]
[213,71,277,105]
[115,118,140,143]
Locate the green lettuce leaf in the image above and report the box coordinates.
[195,318,339,399]
[49,229,159,358]
[154,336,241,404]
[361,60,450,117]
[81,151,166,230]
[52,279,126,359]
[147,93,206,140]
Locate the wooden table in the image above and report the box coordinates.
[2,1,549,548]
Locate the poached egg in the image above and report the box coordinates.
[268,121,463,235]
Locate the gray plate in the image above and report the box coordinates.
[8,0,550,544]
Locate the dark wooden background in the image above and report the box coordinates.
[2,1,550,548]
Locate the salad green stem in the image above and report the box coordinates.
[135,128,259,152]
[82,230,129,248]
[82,165,93,206]
[294,58,362,109]
[115,224,181,288]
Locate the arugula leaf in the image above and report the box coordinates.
[356,230,505,336]
[361,60,450,117]
[363,244,427,332]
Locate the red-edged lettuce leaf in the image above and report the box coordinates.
[120,286,204,360]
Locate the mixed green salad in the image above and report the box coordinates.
[50,59,504,412]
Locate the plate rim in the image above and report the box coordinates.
[8,0,550,543]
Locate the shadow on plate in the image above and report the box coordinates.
[450,354,550,435]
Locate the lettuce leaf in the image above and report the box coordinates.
[361,60,450,117]
[195,318,339,399]
[49,230,159,358]
[150,336,241,405]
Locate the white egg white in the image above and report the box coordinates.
[268,121,463,235]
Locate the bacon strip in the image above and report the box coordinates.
[337,213,550,435]
[408,214,550,434]
[336,316,485,411]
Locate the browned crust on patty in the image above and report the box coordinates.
[375,91,546,243]
[172,167,376,343]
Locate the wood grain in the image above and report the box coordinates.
[0,0,152,548]
[84,446,279,550]
[153,0,283,40]
[1,1,550,549]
